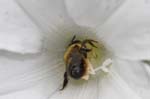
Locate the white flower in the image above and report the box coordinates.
[0,0,150,99]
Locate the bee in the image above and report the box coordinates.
[61,35,98,90]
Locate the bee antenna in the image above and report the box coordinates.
[71,35,76,42]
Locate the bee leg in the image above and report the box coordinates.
[69,35,81,46]
[80,48,92,58]
[88,40,98,48]
[72,40,81,45]
[82,39,98,48]
[81,48,92,52]
[60,72,69,90]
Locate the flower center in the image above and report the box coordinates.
[64,33,112,79]
[50,26,113,90]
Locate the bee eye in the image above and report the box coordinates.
[70,64,84,79]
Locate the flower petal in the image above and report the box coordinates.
[98,0,150,60]
[50,77,99,99]
[98,71,142,99]
[16,0,74,34]
[65,0,124,28]
[0,0,42,54]
[111,58,150,99]
[0,51,64,95]
[0,85,48,99]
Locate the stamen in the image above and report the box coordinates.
[94,58,113,73]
